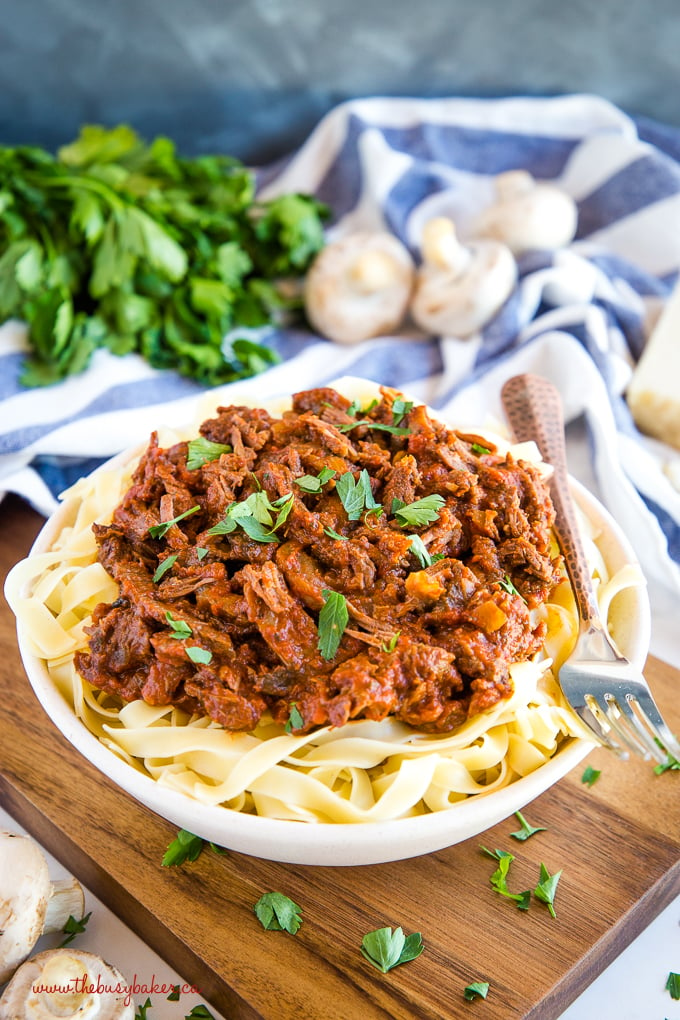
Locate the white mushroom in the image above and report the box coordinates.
[474,169,578,253]
[0,832,85,985]
[0,949,134,1018]
[410,217,517,338]
[303,232,415,343]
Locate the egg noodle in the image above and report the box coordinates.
[5,384,641,825]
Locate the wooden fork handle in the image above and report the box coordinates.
[501,373,601,626]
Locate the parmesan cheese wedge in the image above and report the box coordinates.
[627,280,680,449]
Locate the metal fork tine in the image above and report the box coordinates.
[578,696,630,759]
[604,695,664,762]
[630,691,680,762]
[585,693,650,759]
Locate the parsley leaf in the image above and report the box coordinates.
[295,466,336,493]
[186,437,232,470]
[186,646,212,665]
[167,986,180,1002]
[59,911,92,947]
[393,494,445,528]
[253,892,303,934]
[149,505,200,538]
[323,526,348,541]
[161,829,225,867]
[510,810,547,841]
[360,926,423,973]
[185,1008,216,1019]
[153,553,178,583]
[666,971,680,999]
[653,738,680,774]
[391,398,414,426]
[481,847,531,910]
[471,442,491,455]
[338,420,411,436]
[463,981,490,1001]
[135,998,153,1020]
[408,534,445,569]
[581,765,602,787]
[162,829,205,867]
[335,469,380,521]
[317,589,349,661]
[534,863,562,918]
[499,574,524,599]
[165,611,192,640]
[284,702,304,732]
[381,632,400,653]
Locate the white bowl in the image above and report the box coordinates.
[11,453,650,867]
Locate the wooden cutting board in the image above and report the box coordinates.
[1,494,678,1020]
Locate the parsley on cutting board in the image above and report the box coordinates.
[0,124,328,386]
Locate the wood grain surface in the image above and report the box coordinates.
[1,494,678,1020]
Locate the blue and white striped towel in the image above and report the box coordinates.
[2,94,680,651]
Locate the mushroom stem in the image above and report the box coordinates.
[420,218,471,275]
[43,879,86,935]
[349,250,401,293]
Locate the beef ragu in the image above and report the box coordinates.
[74,386,561,736]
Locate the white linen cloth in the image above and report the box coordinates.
[1,94,679,656]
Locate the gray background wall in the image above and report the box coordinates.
[2,0,679,164]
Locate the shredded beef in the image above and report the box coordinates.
[75,387,560,734]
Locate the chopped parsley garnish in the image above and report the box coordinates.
[59,911,92,947]
[408,534,445,569]
[167,986,181,1002]
[253,892,303,934]
[185,1007,216,1019]
[393,493,445,528]
[135,998,153,1020]
[323,526,348,541]
[186,646,212,665]
[499,574,524,599]
[534,862,562,918]
[186,437,232,470]
[471,442,491,455]
[148,504,200,538]
[207,490,293,543]
[480,847,531,910]
[165,611,192,640]
[162,829,225,867]
[360,926,423,973]
[510,810,546,841]
[653,738,680,774]
[391,398,414,426]
[581,765,602,787]
[381,632,400,653]
[339,419,411,436]
[463,981,490,1001]
[666,971,680,999]
[295,466,336,492]
[196,546,209,560]
[317,589,349,660]
[285,702,304,732]
[336,469,381,521]
[153,553,178,583]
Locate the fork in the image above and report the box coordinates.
[501,372,680,764]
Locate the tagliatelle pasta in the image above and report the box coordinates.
[5,381,642,824]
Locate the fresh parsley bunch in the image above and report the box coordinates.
[0,124,328,386]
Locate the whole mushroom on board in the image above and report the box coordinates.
[409,217,517,338]
[0,949,134,1019]
[474,169,578,253]
[0,831,85,985]
[303,231,415,343]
